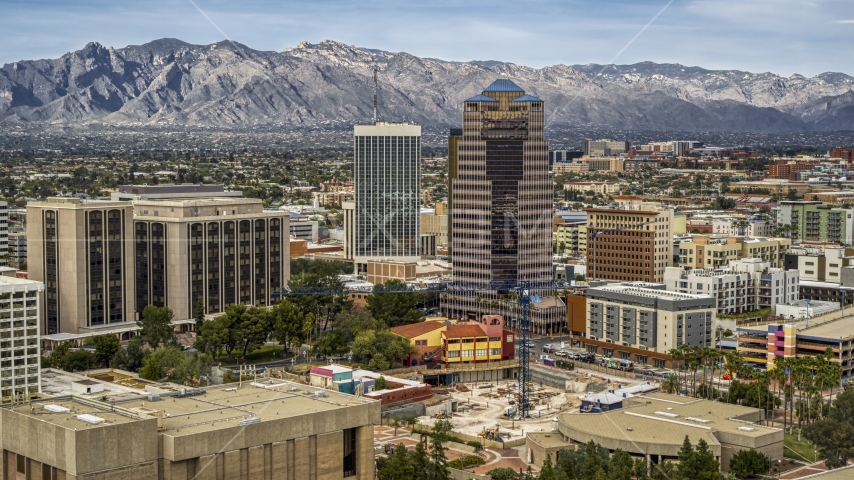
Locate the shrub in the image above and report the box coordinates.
[448,454,485,469]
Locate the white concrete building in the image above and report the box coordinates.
[0,276,44,401]
[664,258,798,316]
[712,215,773,237]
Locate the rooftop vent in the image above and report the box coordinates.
[315,390,326,398]
[738,426,754,432]
[239,417,261,426]
[44,404,71,413]
[654,411,679,418]
[77,414,106,424]
[685,417,710,424]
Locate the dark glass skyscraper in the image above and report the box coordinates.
[444,80,565,334]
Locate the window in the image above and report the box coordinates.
[476,349,487,357]
[462,350,473,358]
[490,348,501,356]
[343,428,357,477]
[636,355,648,365]
[653,359,666,368]
[17,454,25,474]
[43,465,52,480]
[448,351,460,358]
[506,335,514,342]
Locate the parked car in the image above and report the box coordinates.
[542,346,554,353]
[525,342,535,348]
[543,344,553,349]
[639,368,657,376]
[555,350,568,357]
[659,371,674,378]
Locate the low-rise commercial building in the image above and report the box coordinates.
[584,283,716,368]
[563,182,620,196]
[390,320,448,366]
[441,316,515,366]
[0,381,379,480]
[553,393,782,473]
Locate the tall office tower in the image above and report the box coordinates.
[27,198,136,335]
[0,276,44,402]
[133,198,290,320]
[353,123,421,272]
[0,201,8,267]
[447,128,462,257]
[443,79,565,335]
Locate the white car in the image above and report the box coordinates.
[543,344,553,349]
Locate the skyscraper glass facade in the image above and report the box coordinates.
[353,123,421,267]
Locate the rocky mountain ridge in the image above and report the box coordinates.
[1,38,853,132]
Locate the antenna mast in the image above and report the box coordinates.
[373,68,378,125]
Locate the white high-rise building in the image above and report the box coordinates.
[0,201,8,267]
[0,276,44,401]
[353,123,421,272]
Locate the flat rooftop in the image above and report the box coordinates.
[9,397,147,430]
[739,314,854,341]
[115,379,373,437]
[563,392,778,447]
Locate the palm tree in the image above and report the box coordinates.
[661,374,682,394]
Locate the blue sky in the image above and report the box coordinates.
[2,0,853,76]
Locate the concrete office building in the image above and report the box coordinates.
[584,283,717,368]
[421,202,449,247]
[582,139,631,157]
[586,197,674,283]
[111,184,243,202]
[353,123,421,272]
[0,381,379,480]
[289,213,319,242]
[443,79,565,335]
[0,276,44,402]
[27,198,136,335]
[134,198,290,320]
[552,392,782,473]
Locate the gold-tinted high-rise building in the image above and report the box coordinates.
[447,128,462,257]
[443,80,565,335]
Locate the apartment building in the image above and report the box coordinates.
[583,283,717,368]
[0,276,44,402]
[0,202,7,267]
[27,198,136,335]
[664,258,799,316]
[776,201,854,243]
[712,215,773,237]
[133,198,290,320]
[586,197,674,283]
[8,232,26,264]
[564,182,620,196]
[585,157,624,172]
[555,223,587,255]
[678,235,791,269]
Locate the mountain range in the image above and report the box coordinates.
[2,38,854,133]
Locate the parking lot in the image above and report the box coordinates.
[515,336,677,379]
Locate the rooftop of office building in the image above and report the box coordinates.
[588,283,713,302]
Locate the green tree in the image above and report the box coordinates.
[367,280,423,327]
[237,306,271,357]
[44,341,71,368]
[137,305,175,348]
[485,467,517,480]
[194,296,205,325]
[676,436,698,480]
[411,442,430,480]
[89,334,120,366]
[428,420,452,480]
[804,387,854,469]
[138,347,213,385]
[378,443,415,480]
[374,376,390,391]
[694,438,721,480]
[607,449,632,480]
[539,454,568,480]
[111,337,146,372]
[61,349,94,372]
[728,449,770,479]
[580,441,605,480]
[271,299,311,355]
[649,461,676,480]
[351,329,416,370]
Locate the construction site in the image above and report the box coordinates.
[415,368,644,445]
